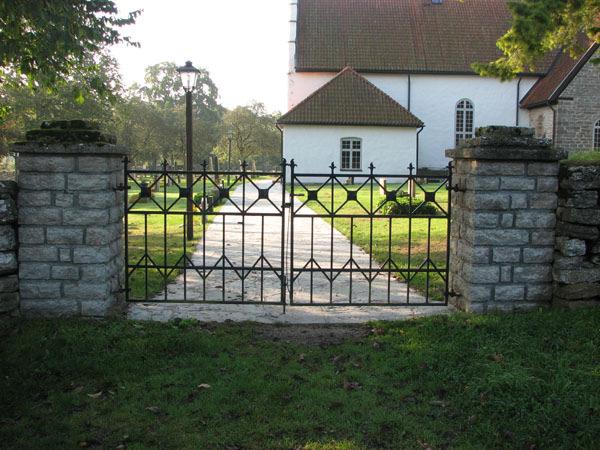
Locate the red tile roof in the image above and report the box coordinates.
[295,0,554,74]
[277,67,423,127]
[520,43,599,109]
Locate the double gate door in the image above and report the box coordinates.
[124,159,451,309]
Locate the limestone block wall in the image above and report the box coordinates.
[553,163,600,305]
[447,127,562,312]
[555,47,600,152]
[13,123,126,317]
[0,181,19,320]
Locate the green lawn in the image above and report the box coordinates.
[566,150,600,164]
[1,308,599,448]
[292,180,449,301]
[127,179,220,300]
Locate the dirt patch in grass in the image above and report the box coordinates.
[253,323,371,346]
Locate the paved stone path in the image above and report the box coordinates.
[128,180,449,323]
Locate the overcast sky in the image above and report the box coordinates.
[110,0,289,113]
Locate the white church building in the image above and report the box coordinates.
[277,0,600,173]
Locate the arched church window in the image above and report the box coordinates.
[456,99,474,146]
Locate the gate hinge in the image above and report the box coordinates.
[449,185,465,193]
[115,183,127,192]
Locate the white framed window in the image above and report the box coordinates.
[594,119,600,150]
[455,99,474,146]
[340,138,362,171]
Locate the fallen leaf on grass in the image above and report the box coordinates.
[197,383,211,389]
[371,327,386,336]
[429,400,446,407]
[145,406,161,414]
[298,353,306,362]
[489,353,504,363]
[86,391,103,399]
[417,439,432,450]
[343,380,362,391]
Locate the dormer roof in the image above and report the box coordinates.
[278,67,423,127]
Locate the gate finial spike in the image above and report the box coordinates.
[201,160,208,169]
[369,162,375,171]
[329,162,336,171]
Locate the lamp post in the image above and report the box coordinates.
[177,61,200,240]
[227,129,233,186]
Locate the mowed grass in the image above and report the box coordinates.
[566,150,600,163]
[292,180,449,301]
[127,179,218,300]
[1,308,600,448]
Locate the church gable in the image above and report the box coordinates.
[278,67,423,127]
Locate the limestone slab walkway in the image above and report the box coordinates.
[128,180,450,323]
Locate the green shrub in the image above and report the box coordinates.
[193,189,222,208]
[377,197,440,216]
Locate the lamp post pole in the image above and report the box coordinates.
[185,90,194,240]
[177,60,200,241]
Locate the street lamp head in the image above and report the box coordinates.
[227,129,233,140]
[177,60,200,93]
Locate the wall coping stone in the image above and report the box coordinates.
[12,142,128,156]
[446,126,564,161]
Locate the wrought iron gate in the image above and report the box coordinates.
[124,159,287,305]
[124,159,451,308]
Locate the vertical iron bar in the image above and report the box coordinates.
[387,216,392,304]
[289,160,295,305]
[222,205,226,302]
[241,161,246,302]
[407,165,413,304]
[368,164,374,303]
[123,157,129,302]
[182,213,187,302]
[349,216,353,303]
[329,163,334,304]
[163,161,168,302]
[280,159,287,310]
[202,161,207,301]
[144,213,148,301]
[261,215,265,302]
[310,216,314,304]
[445,162,453,306]
[426,217,432,303]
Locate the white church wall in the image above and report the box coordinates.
[286,72,539,169]
[282,125,418,179]
[408,75,538,168]
[288,72,333,109]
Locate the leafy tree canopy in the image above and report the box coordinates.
[213,102,281,171]
[0,0,140,97]
[474,0,600,79]
[0,52,122,154]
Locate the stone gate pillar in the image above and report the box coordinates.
[13,121,127,317]
[446,126,563,312]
